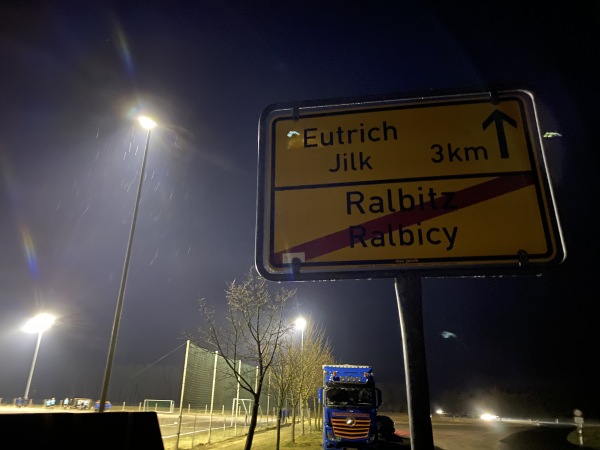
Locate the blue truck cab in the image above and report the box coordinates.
[318,365,384,450]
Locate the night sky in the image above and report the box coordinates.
[1,2,598,416]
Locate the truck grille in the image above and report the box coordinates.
[331,415,371,440]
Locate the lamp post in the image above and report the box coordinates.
[294,316,306,430]
[295,316,306,350]
[22,313,56,401]
[98,115,156,413]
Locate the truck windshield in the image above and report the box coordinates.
[326,388,374,406]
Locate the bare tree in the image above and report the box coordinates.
[287,339,303,444]
[265,316,333,447]
[300,320,334,432]
[268,331,296,450]
[288,318,334,441]
[194,267,296,450]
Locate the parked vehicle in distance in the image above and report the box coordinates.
[94,400,111,411]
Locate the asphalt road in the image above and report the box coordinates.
[389,416,594,450]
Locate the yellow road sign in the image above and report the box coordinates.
[256,90,565,281]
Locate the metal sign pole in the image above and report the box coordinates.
[395,272,435,450]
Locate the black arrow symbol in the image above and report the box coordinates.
[482,109,518,159]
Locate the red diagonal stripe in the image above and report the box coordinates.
[273,173,535,264]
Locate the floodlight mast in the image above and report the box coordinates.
[98,116,156,413]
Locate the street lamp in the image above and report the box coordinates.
[22,313,56,400]
[294,316,307,430]
[98,115,157,413]
[295,316,306,350]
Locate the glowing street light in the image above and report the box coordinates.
[295,316,306,350]
[294,316,307,430]
[98,115,157,413]
[22,313,56,400]
[138,115,157,130]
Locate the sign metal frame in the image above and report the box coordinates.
[256,89,565,282]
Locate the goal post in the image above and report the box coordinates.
[143,399,175,413]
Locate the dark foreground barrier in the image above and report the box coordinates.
[0,411,164,449]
